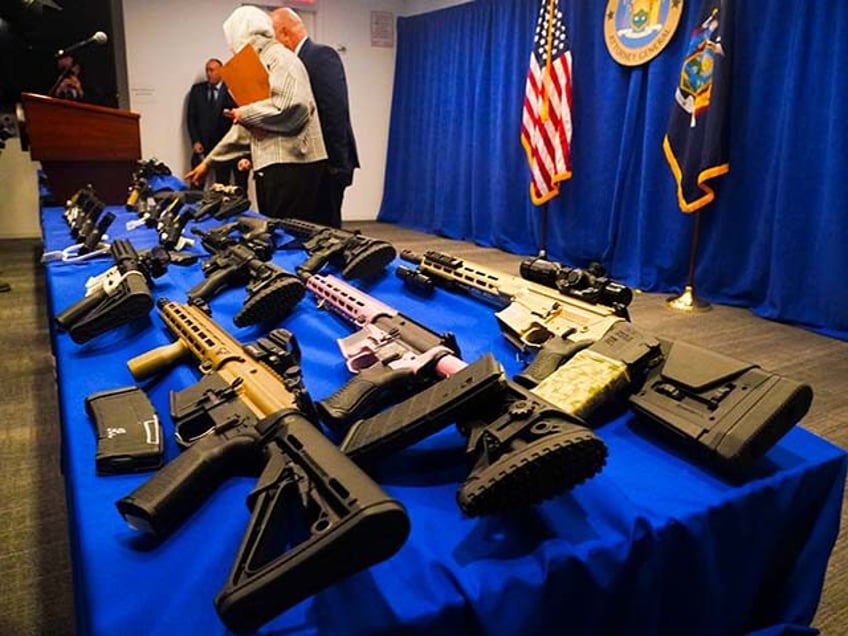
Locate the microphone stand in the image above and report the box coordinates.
[48,66,74,98]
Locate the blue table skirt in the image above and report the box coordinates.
[40,204,846,635]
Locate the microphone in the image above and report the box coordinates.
[55,31,108,58]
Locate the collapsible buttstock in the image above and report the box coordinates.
[55,287,107,332]
[215,413,409,633]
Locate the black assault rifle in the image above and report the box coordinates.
[279,218,397,279]
[118,300,410,632]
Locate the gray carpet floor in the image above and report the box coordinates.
[0,222,845,635]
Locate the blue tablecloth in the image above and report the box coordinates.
[40,204,846,635]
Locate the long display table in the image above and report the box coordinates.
[41,203,846,635]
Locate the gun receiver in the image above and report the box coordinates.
[280,218,397,279]
[78,209,115,255]
[195,215,282,259]
[120,299,409,631]
[55,239,172,343]
[158,207,195,251]
[305,274,608,513]
[399,249,625,355]
[188,235,305,327]
[305,273,463,429]
[125,177,150,212]
[125,158,171,211]
[64,184,96,223]
[65,186,98,231]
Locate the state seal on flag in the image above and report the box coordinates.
[675,8,725,126]
[604,0,684,66]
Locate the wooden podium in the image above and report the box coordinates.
[20,93,141,204]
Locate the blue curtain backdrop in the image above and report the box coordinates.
[378,0,848,339]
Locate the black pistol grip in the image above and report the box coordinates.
[515,339,592,388]
[316,366,415,433]
[55,287,108,332]
[187,265,239,302]
[297,250,331,277]
[115,431,259,537]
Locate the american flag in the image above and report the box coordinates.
[521,0,573,206]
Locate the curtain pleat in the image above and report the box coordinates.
[379,0,848,338]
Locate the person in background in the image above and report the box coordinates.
[185,7,326,219]
[186,58,246,190]
[49,54,84,101]
[271,8,359,228]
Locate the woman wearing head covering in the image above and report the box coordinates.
[186,6,327,219]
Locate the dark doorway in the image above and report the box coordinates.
[0,0,119,109]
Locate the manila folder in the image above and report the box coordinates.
[221,45,270,106]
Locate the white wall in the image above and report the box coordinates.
[0,138,41,239]
[0,0,468,238]
[123,0,405,221]
[403,0,471,16]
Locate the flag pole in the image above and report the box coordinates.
[666,209,712,312]
[538,201,549,258]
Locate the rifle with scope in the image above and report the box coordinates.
[399,250,813,473]
[519,257,633,316]
[397,249,661,421]
[118,299,410,632]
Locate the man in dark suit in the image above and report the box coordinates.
[271,8,359,228]
[186,58,247,189]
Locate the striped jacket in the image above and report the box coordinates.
[207,34,327,170]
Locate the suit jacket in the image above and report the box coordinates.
[186,80,237,150]
[298,38,359,176]
[206,35,326,171]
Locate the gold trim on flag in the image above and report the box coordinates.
[662,135,729,212]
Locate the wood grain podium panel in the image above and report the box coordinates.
[20,93,142,203]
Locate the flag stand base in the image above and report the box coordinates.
[666,285,711,312]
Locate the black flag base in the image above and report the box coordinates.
[666,285,712,312]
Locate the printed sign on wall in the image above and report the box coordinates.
[371,11,394,48]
